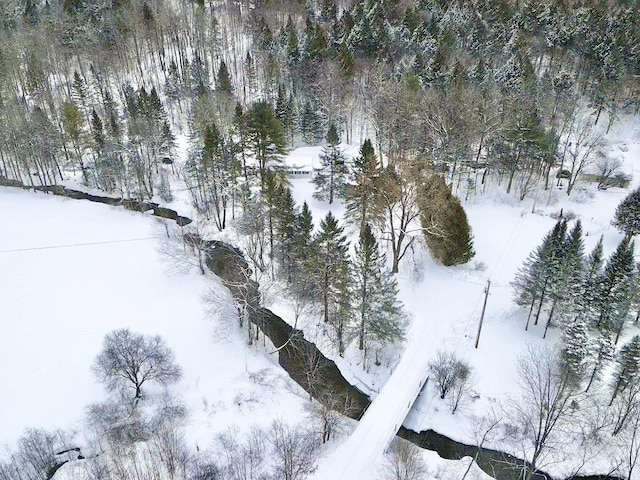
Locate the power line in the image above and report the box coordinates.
[0,237,155,254]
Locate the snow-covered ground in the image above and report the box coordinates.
[3,113,640,479]
[0,188,308,457]
[270,115,640,479]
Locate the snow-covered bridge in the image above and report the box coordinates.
[313,317,431,479]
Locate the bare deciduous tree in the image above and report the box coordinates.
[384,438,428,480]
[150,412,191,479]
[594,155,628,190]
[217,426,266,480]
[429,350,471,401]
[156,218,208,276]
[613,406,640,480]
[0,428,69,480]
[508,345,582,477]
[370,163,424,274]
[307,392,357,444]
[268,420,319,480]
[561,115,605,196]
[92,329,182,401]
[449,364,475,414]
[462,411,502,480]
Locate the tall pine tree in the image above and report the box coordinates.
[512,219,568,331]
[313,123,347,204]
[595,237,636,341]
[313,212,352,355]
[353,223,404,366]
[345,139,378,235]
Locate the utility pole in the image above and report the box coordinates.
[475,279,491,349]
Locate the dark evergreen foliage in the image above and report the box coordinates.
[353,223,404,364]
[420,174,475,266]
[312,123,347,204]
[313,212,352,356]
[612,186,640,239]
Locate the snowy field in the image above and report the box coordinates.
[0,188,309,456]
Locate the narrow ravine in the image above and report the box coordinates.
[2,181,620,480]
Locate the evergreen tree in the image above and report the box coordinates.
[300,100,325,144]
[216,59,233,95]
[585,332,614,392]
[512,219,568,330]
[202,121,230,230]
[595,237,636,339]
[244,52,258,100]
[577,236,605,325]
[544,220,584,338]
[313,212,352,355]
[610,335,640,406]
[158,167,173,202]
[419,174,475,267]
[312,123,347,204]
[273,185,298,283]
[283,16,299,66]
[560,318,591,387]
[232,102,249,185]
[190,54,209,96]
[275,85,296,144]
[291,202,317,299]
[612,186,640,239]
[245,101,287,188]
[436,198,476,267]
[354,223,404,366]
[345,139,378,235]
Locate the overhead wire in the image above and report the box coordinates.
[0,237,155,254]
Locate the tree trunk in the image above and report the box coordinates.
[543,298,557,339]
[534,287,547,326]
[525,295,537,331]
[323,268,329,324]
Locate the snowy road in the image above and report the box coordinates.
[313,315,431,479]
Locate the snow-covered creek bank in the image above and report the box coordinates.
[1,181,621,480]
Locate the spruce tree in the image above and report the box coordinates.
[300,100,325,144]
[612,186,640,239]
[595,238,636,339]
[560,318,591,387]
[313,212,352,355]
[544,220,584,338]
[610,335,640,405]
[512,219,568,330]
[577,236,605,324]
[275,85,296,145]
[354,223,404,365]
[292,202,317,299]
[273,186,298,283]
[216,59,233,95]
[345,139,378,235]
[313,123,347,204]
[245,101,286,188]
[284,16,299,66]
[585,332,614,392]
